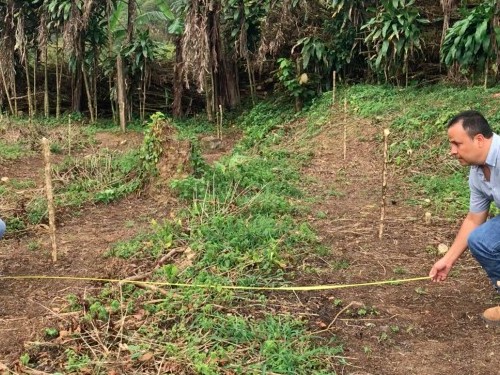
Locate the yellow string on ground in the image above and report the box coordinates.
[0,275,431,292]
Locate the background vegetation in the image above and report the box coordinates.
[2,0,500,373]
[0,0,499,125]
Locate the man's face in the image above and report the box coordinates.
[448,121,484,166]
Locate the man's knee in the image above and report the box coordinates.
[0,219,5,239]
[467,227,484,256]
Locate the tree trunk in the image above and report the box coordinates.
[205,72,214,122]
[493,0,500,81]
[172,35,184,118]
[140,65,148,122]
[92,45,99,120]
[207,2,240,112]
[55,33,61,119]
[106,0,116,123]
[219,58,240,109]
[0,65,14,115]
[3,0,17,115]
[125,0,136,121]
[33,48,37,115]
[246,56,256,106]
[82,65,95,123]
[44,38,49,117]
[23,46,33,120]
[441,0,458,75]
[71,35,84,113]
[116,54,127,132]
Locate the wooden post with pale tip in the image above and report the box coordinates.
[378,128,390,239]
[217,104,223,140]
[42,137,57,262]
[343,97,347,160]
[332,71,336,106]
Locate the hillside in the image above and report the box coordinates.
[1,84,500,374]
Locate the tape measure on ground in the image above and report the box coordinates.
[0,275,431,291]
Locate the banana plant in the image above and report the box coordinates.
[441,0,500,87]
[107,0,174,128]
[362,0,429,86]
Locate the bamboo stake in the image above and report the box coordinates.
[378,128,390,239]
[42,137,57,262]
[343,97,347,160]
[332,71,336,106]
[68,116,72,156]
[217,104,223,140]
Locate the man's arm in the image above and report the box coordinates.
[429,210,489,282]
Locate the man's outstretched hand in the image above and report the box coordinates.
[429,258,453,282]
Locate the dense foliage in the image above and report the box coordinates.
[0,0,498,124]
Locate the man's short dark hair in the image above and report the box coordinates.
[447,110,493,139]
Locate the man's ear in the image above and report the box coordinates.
[475,134,486,145]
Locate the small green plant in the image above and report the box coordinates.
[86,301,109,321]
[64,349,91,372]
[50,142,63,154]
[390,325,400,333]
[315,245,330,256]
[327,188,344,197]
[393,266,407,275]
[44,327,59,338]
[315,210,327,219]
[378,332,389,342]
[66,294,81,311]
[415,287,428,295]
[27,240,41,251]
[19,353,30,366]
[333,259,350,270]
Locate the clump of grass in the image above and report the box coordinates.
[0,140,28,161]
[23,99,346,374]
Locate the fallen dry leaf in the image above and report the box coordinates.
[138,352,154,362]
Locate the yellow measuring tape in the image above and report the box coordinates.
[0,275,430,291]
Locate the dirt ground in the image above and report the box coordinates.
[1,119,500,374]
[274,116,500,375]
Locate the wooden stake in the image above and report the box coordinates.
[217,104,223,140]
[343,97,347,160]
[379,129,390,239]
[42,137,57,262]
[68,116,72,156]
[332,71,336,106]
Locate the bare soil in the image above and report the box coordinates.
[1,119,500,374]
[272,117,500,375]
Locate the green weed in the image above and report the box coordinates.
[44,328,59,339]
[46,99,349,374]
[0,140,27,160]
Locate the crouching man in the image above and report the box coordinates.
[430,110,500,324]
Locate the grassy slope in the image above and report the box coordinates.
[16,84,500,374]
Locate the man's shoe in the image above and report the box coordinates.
[482,306,500,325]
